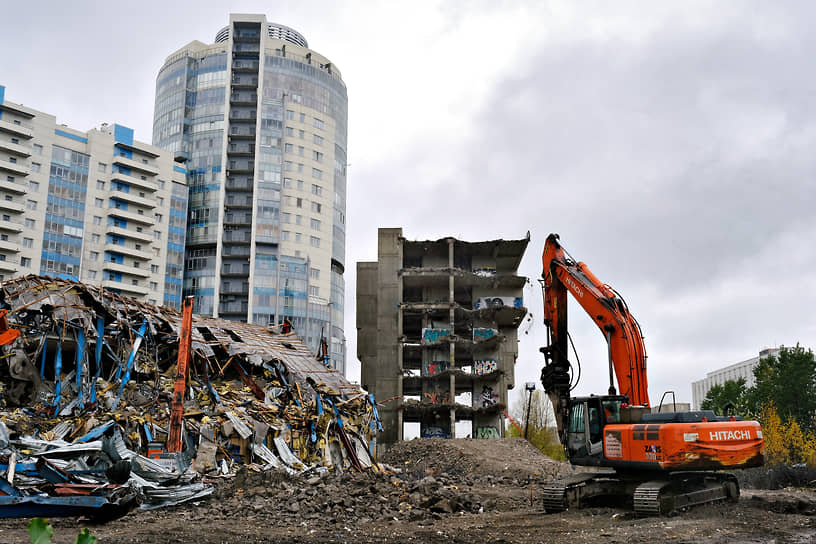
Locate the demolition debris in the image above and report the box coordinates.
[0,275,381,519]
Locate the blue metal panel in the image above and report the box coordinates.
[54,129,88,144]
[113,124,134,146]
[0,84,4,104]
[173,165,187,174]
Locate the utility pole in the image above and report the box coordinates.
[524,382,536,440]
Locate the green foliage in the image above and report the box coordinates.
[744,345,816,430]
[508,390,566,461]
[701,378,746,415]
[27,518,97,544]
[27,518,53,544]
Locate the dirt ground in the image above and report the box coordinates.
[0,438,814,543]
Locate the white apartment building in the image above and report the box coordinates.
[691,348,780,410]
[0,85,188,308]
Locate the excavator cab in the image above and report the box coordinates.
[566,395,627,465]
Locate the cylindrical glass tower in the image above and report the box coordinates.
[152,14,348,373]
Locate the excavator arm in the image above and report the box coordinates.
[540,234,649,437]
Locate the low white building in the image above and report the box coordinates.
[691,348,780,410]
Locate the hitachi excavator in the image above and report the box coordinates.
[539,233,764,515]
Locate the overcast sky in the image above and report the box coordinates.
[3,1,815,409]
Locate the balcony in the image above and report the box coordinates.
[112,156,159,176]
[232,60,259,72]
[102,261,152,278]
[230,77,258,89]
[223,215,252,227]
[105,225,154,243]
[108,188,157,209]
[0,140,31,157]
[225,179,253,191]
[0,120,33,139]
[0,179,26,194]
[0,158,28,176]
[0,239,21,253]
[227,144,254,155]
[111,172,157,192]
[104,243,152,261]
[0,200,24,213]
[102,280,149,297]
[220,285,249,296]
[108,208,156,226]
[228,126,256,139]
[230,94,257,106]
[0,219,23,233]
[222,230,252,244]
[0,260,18,273]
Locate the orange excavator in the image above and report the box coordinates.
[539,233,764,514]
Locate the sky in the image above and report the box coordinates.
[3,0,815,410]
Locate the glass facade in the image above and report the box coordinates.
[42,145,89,279]
[153,15,348,372]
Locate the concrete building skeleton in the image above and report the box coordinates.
[0,85,187,307]
[357,228,529,451]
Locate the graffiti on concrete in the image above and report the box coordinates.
[473,297,523,310]
[473,359,497,376]
[476,426,500,439]
[477,385,499,408]
[473,328,498,342]
[422,360,448,376]
[421,328,451,345]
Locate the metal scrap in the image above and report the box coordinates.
[0,275,380,519]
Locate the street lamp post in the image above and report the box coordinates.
[524,382,536,440]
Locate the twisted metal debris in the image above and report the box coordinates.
[0,275,381,517]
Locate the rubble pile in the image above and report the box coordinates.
[0,275,381,518]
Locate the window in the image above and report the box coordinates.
[91,234,100,243]
[311,202,321,213]
[283,178,293,188]
[310,236,320,247]
[312,169,322,180]
[285,127,294,136]
[151,264,159,273]
[309,285,320,296]
[297,180,304,190]
[313,118,324,130]
[31,162,41,173]
[98,163,106,173]
[295,232,301,242]
[154,231,161,240]
[284,143,293,153]
[150,281,158,290]
[2,215,9,222]
[6,176,13,183]
[21,257,31,267]
[297,163,303,173]
[135,243,141,250]
[133,261,140,268]
[93,216,102,225]
[142,159,148,165]
[154,213,163,223]
[87,270,97,279]
[25,199,35,210]
[8,157,16,164]
[281,230,290,241]
[284,161,293,171]
[286,110,295,120]
[312,151,323,162]
[282,212,291,223]
[298,129,305,139]
[299,112,306,123]
[136,226,142,233]
[12,120,19,126]
[33,144,43,155]
[153,247,160,256]
[310,218,321,230]
[22,237,33,248]
[89,251,99,261]
[310,268,320,280]
[24,219,34,228]
[95,198,103,208]
[10,138,18,144]
[157,180,165,189]
[28,181,39,191]
[137,209,144,215]
[298,146,304,156]
[313,134,323,146]
[96,180,105,190]
[311,184,323,196]
[296,197,302,208]
[132,279,139,286]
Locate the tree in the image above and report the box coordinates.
[701,378,746,415]
[743,345,816,431]
[507,390,565,460]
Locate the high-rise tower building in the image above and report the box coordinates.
[0,85,187,307]
[153,14,348,372]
